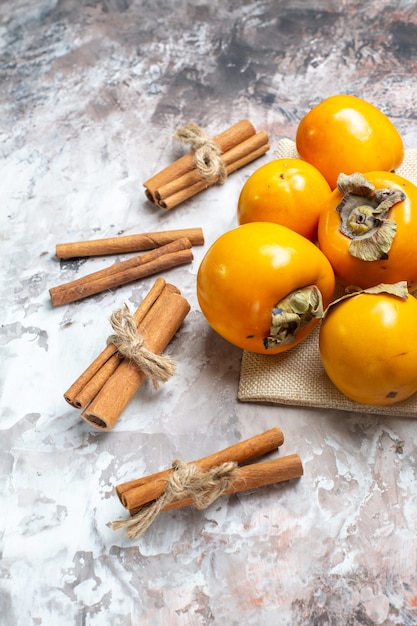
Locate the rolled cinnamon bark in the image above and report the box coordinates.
[50,238,193,306]
[144,119,256,202]
[144,120,270,210]
[81,284,190,430]
[155,132,270,209]
[160,454,303,513]
[116,427,285,511]
[55,227,204,259]
[112,452,303,538]
[64,278,168,408]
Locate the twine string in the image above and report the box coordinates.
[112,459,238,539]
[107,305,176,389]
[173,122,227,184]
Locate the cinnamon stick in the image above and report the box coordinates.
[156,139,270,210]
[223,131,270,175]
[116,427,284,511]
[56,227,205,259]
[155,132,270,208]
[71,352,123,410]
[49,237,193,306]
[81,284,190,430]
[144,120,256,201]
[160,454,303,513]
[64,277,167,408]
[144,120,270,210]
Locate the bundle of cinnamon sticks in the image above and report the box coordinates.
[64,277,190,430]
[112,427,303,538]
[144,120,270,210]
[50,228,204,306]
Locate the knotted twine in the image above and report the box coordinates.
[112,459,238,539]
[107,305,176,389]
[173,122,228,184]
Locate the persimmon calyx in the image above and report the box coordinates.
[335,172,405,261]
[264,285,323,349]
[322,281,408,318]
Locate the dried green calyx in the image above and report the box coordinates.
[264,285,323,349]
[336,172,405,261]
[322,281,408,318]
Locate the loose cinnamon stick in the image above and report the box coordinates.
[160,454,303,513]
[64,277,167,408]
[81,284,190,430]
[144,120,270,210]
[49,238,193,306]
[56,227,205,259]
[116,427,284,511]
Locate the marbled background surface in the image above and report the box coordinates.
[2,1,417,624]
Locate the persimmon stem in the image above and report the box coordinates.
[264,285,323,349]
[335,172,405,261]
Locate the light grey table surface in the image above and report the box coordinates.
[2,1,417,625]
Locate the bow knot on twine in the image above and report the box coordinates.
[174,122,227,184]
[107,305,176,389]
[112,459,238,539]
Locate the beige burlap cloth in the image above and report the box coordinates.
[238,141,417,416]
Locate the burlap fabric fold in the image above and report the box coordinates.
[238,141,417,417]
